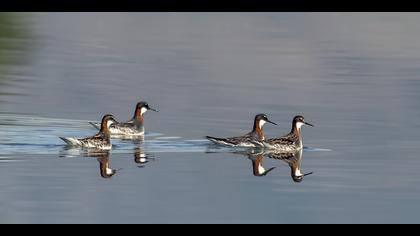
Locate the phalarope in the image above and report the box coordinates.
[90,101,157,136]
[268,149,313,183]
[60,114,117,150]
[206,113,277,147]
[260,115,313,151]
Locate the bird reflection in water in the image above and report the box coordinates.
[113,135,155,167]
[59,148,119,179]
[96,152,118,178]
[232,149,276,177]
[134,146,155,168]
[116,135,145,143]
[267,149,313,183]
[231,148,313,182]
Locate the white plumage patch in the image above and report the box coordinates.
[106,168,114,175]
[106,120,115,128]
[258,163,265,174]
[141,107,148,115]
[259,120,266,129]
[295,168,303,177]
[238,142,258,148]
[296,121,304,129]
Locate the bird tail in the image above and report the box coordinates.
[205,136,234,146]
[249,139,265,148]
[89,122,101,130]
[59,137,82,146]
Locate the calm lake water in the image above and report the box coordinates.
[1,13,420,223]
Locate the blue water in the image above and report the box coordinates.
[0,13,420,223]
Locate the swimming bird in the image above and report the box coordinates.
[89,101,157,136]
[60,114,117,150]
[206,113,277,147]
[260,115,313,151]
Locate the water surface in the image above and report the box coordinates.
[0,13,420,223]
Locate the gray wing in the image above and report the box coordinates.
[266,133,297,146]
[109,121,143,135]
[114,122,136,129]
[206,132,257,147]
[79,133,109,147]
[224,132,255,145]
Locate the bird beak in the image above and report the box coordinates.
[262,167,276,176]
[303,171,314,176]
[266,119,278,126]
[304,122,314,127]
[148,107,158,112]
